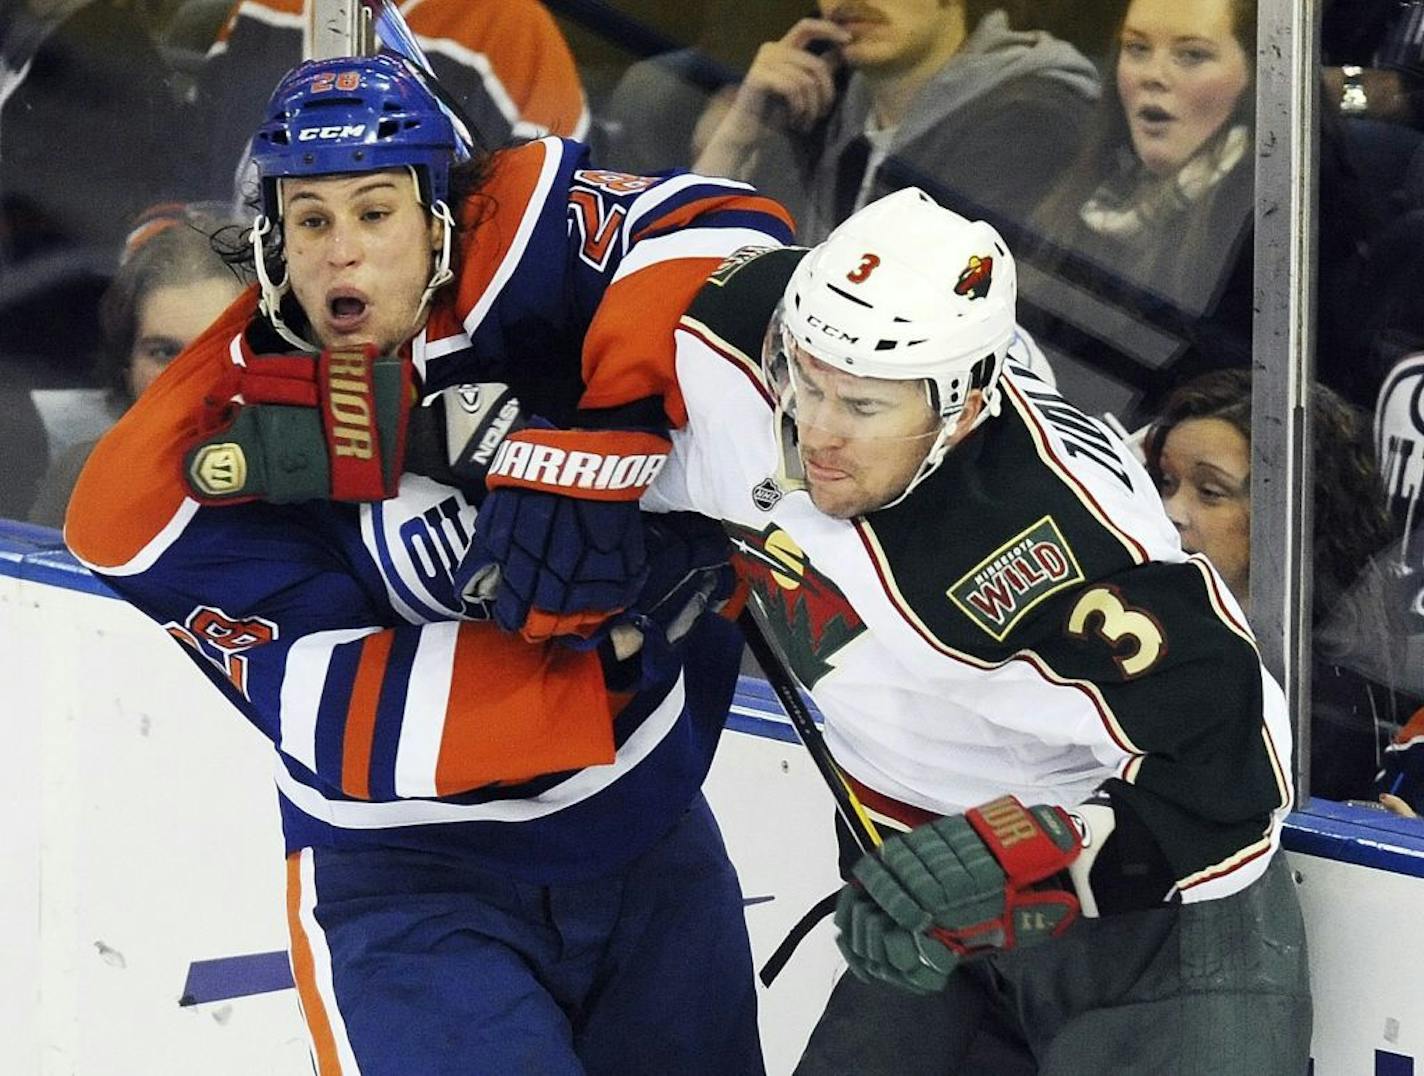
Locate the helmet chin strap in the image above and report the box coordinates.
[252,214,319,353]
[878,378,1002,510]
[413,199,455,329]
[250,184,456,356]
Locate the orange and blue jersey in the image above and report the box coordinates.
[65,139,792,881]
[417,136,795,424]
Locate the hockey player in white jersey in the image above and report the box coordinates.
[634,188,1313,1073]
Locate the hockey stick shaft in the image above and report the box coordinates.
[361,0,432,71]
[737,600,882,853]
[357,0,477,159]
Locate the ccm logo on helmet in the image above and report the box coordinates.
[806,314,860,344]
[297,124,368,141]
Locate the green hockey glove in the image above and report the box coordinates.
[184,344,412,505]
[836,795,1082,995]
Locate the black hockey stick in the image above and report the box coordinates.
[737,597,881,855]
[738,596,884,986]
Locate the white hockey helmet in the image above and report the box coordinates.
[764,188,1017,504]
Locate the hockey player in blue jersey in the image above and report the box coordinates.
[67,53,796,1075]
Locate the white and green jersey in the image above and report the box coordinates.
[645,247,1293,905]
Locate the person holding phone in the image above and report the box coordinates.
[694,1,1101,243]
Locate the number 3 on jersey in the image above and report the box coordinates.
[1066,586,1164,677]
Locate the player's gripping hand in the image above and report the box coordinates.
[599,511,737,689]
[835,796,1082,995]
[453,424,672,642]
[183,345,412,504]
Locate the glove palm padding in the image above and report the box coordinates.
[598,511,737,688]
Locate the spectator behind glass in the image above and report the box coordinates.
[0,0,184,520]
[28,206,245,530]
[1144,368,1419,808]
[190,0,588,202]
[597,0,807,174]
[693,0,1100,243]
[1022,0,1256,423]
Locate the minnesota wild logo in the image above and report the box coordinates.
[726,522,865,688]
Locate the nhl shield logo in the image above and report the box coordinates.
[751,477,783,511]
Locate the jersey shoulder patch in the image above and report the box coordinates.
[681,245,806,363]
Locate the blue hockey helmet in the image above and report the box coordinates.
[250,54,469,222]
[247,54,469,352]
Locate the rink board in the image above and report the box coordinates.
[3,522,1423,1075]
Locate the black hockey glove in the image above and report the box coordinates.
[597,511,737,691]
[408,382,662,642]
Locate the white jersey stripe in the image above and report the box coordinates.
[279,627,382,773]
[294,849,363,1074]
[1001,376,1149,564]
[357,504,424,625]
[68,497,200,577]
[418,37,521,129]
[393,622,459,797]
[276,672,686,826]
[462,136,564,340]
[622,172,755,248]
[1175,832,1275,899]
[610,228,786,285]
[1187,554,1257,645]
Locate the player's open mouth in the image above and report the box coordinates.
[327,291,370,332]
[1137,105,1174,128]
